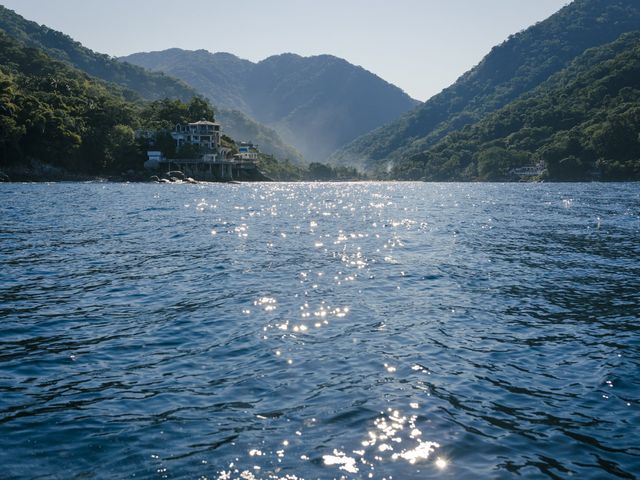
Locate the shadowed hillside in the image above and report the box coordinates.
[329,0,640,175]
[395,32,640,181]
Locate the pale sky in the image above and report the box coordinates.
[2,0,570,101]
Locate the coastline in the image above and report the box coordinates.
[2,165,635,184]
[0,165,268,184]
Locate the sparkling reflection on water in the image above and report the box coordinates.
[0,182,639,479]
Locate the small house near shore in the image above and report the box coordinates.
[510,162,546,178]
[235,142,259,161]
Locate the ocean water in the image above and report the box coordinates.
[0,182,638,480]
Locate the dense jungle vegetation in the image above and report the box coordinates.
[393,32,640,181]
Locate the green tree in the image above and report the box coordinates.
[477,146,529,180]
[187,97,215,122]
[105,124,141,171]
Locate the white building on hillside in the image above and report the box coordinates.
[172,121,221,151]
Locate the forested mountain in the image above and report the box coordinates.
[124,49,253,112]
[0,5,304,164]
[329,0,640,175]
[0,29,339,181]
[0,30,155,174]
[395,32,640,181]
[122,49,419,162]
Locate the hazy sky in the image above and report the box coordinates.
[2,0,570,101]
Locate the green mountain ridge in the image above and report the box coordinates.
[121,49,419,163]
[123,48,253,112]
[0,5,304,164]
[0,5,194,101]
[0,29,150,174]
[396,31,640,181]
[329,0,640,176]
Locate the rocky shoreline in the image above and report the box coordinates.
[0,163,270,184]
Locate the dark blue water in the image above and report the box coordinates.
[0,182,638,479]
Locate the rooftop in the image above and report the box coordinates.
[188,120,220,126]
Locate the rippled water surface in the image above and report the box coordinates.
[1,182,639,479]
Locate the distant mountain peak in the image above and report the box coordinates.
[122,49,419,162]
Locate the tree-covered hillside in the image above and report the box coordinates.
[0,30,333,182]
[0,30,145,174]
[394,32,640,181]
[0,5,304,164]
[121,50,419,163]
[124,49,253,112]
[329,0,640,175]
